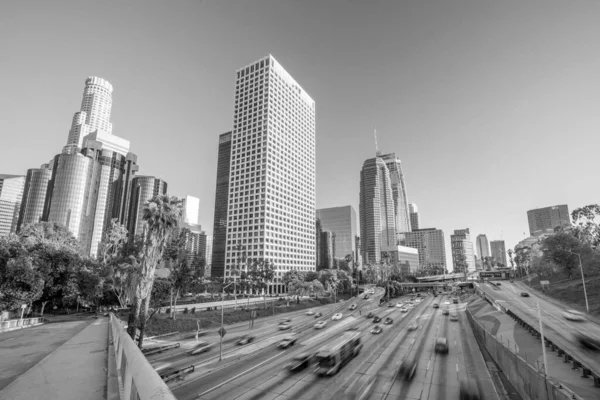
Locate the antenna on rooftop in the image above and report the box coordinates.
[374,127,382,156]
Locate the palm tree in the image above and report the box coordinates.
[126,195,182,347]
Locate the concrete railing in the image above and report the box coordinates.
[465,306,580,400]
[109,314,177,400]
[163,296,279,313]
[0,317,44,332]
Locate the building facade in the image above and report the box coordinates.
[182,195,200,226]
[403,228,447,272]
[205,235,213,276]
[527,205,570,236]
[17,165,52,231]
[490,240,507,266]
[0,175,26,236]
[127,176,167,239]
[359,156,396,265]
[316,205,358,261]
[380,153,411,237]
[210,131,232,278]
[223,55,316,294]
[476,234,490,259]
[450,228,476,274]
[382,244,419,275]
[409,203,419,231]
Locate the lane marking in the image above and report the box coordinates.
[427,360,431,370]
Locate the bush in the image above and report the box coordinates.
[191,307,196,314]
[183,307,189,314]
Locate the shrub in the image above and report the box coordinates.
[191,307,196,314]
[183,307,189,314]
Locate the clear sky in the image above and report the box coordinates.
[2,0,600,266]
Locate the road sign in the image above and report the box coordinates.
[218,327,227,337]
[21,304,27,309]
[480,271,504,279]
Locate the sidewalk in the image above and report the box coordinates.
[0,316,109,400]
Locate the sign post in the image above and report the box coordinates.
[218,327,227,361]
[19,304,27,327]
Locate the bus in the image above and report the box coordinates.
[315,331,362,376]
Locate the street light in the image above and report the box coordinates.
[567,250,590,313]
[220,281,236,361]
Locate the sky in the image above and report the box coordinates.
[2,0,600,266]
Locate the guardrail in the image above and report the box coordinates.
[163,296,279,314]
[0,317,44,332]
[109,313,177,400]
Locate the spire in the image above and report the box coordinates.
[374,127,382,157]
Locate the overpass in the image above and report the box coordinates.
[416,273,466,282]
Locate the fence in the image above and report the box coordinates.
[0,317,44,332]
[109,313,177,400]
[465,307,579,400]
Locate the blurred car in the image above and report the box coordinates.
[459,380,480,400]
[397,355,418,380]
[287,353,312,373]
[575,333,600,352]
[236,335,255,345]
[444,300,450,305]
[416,293,422,297]
[346,326,360,331]
[388,303,395,308]
[407,303,415,308]
[373,316,382,323]
[280,317,292,323]
[442,309,449,316]
[363,294,369,299]
[434,293,438,297]
[453,298,459,304]
[279,323,292,330]
[510,279,514,283]
[433,303,439,309]
[400,307,408,313]
[314,321,327,329]
[407,322,418,331]
[349,304,357,311]
[367,312,375,318]
[520,292,529,297]
[152,361,172,372]
[371,325,383,334]
[314,312,323,318]
[278,335,297,348]
[563,310,586,322]
[435,337,449,354]
[396,303,404,308]
[189,341,213,355]
[450,313,459,321]
[306,310,315,315]
[495,282,501,286]
[332,313,343,321]
[384,317,393,325]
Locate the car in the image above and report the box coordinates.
[435,337,449,354]
[189,341,213,355]
[520,292,529,297]
[563,310,586,322]
[575,333,600,352]
[442,309,449,316]
[414,299,421,304]
[416,293,422,297]
[400,307,408,313]
[280,317,292,323]
[397,355,418,380]
[434,293,438,297]
[373,316,382,323]
[314,312,322,318]
[314,321,327,329]
[510,279,514,283]
[495,282,501,286]
[383,317,393,325]
[433,303,439,309]
[407,303,415,308]
[363,294,369,299]
[152,361,172,372]
[367,312,374,318]
[453,298,459,304]
[236,335,255,345]
[279,323,292,330]
[346,326,360,331]
[287,353,312,373]
[332,313,343,321]
[371,325,383,334]
[349,304,357,311]
[278,335,297,348]
[450,313,459,321]
[306,310,315,315]
[444,300,450,305]
[459,379,480,400]
[407,322,418,331]
[388,303,395,308]
[396,303,404,308]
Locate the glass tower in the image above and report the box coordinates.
[127,176,167,239]
[527,205,570,236]
[476,234,490,258]
[211,132,232,278]
[17,165,52,231]
[0,175,26,236]
[380,153,411,237]
[316,205,358,262]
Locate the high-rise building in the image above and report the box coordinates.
[317,230,335,270]
[127,176,167,239]
[527,205,570,236]
[223,55,316,293]
[210,131,232,278]
[316,206,358,261]
[450,228,475,274]
[409,203,420,231]
[182,195,200,226]
[205,235,213,272]
[476,234,490,259]
[382,244,419,275]
[184,224,207,267]
[17,165,52,231]
[359,157,396,265]
[0,175,26,236]
[380,153,411,237]
[403,228,447,271]
[490,240,507,266]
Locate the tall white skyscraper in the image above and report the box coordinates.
[182,195,200,226]
[381,153,411,236]
[0,175,26,236]
[224,55,316,293]
[409,203,420,231]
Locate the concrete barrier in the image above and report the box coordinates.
[109,313,177,400]
[465,308,581,400]
[163,296,278,313]
[0,317,44,332]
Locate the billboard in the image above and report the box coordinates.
[479,271,509,279]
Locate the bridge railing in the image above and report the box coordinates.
[109,313,177,400]
[0,317,44,332]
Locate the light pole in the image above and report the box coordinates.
[220,281,236,361]
[567,250,590,313]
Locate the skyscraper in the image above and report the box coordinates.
[490,240,507,266]
[409,203,420,231]
[404,228,447,271]
[527,205,570,236]
[127,176,167,239]
[205,235,213,275]
[0,175,26,236]
[210,131,232,278]
[380,153,411,237]
[17,165,52,231]
[359,156,396,265]
[223,55,316,293]
[450,228,475,274]
[316,206,358,261]
[476,234,490,259]
[182,195,200,226]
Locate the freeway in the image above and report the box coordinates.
[477,280,600,379]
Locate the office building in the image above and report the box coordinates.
[380,153,411,236]
[409,203,419,231]
[527,205,570,236]
[182,195,200,226]
[184,224,207,266]
[210,131,232,278]
[382,244,419,275]
[0,175,26,236]
[359,156,396,265]
[476,234,490,259]
[474,255,483,271]
[205,235,213,275]
[223,55,316,294]
[490,240,507,266]
[316,206,358,261]
[127,176,167,239]
[450,228,476,274]
[403,228,447,271]
[17,165,52,231]
[317,230,335,270]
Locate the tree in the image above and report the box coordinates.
[541,232,583,279]
[513,246,532,281]
[127,194,182,348]
[0,255,44,312]
[77,259,104,314]
[571,205,600,249]
[163,228,194,320]
[146,278,171,323]
[282,269,305,306]
[98,219,128,265]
